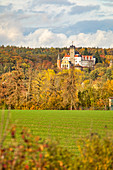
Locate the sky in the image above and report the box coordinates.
[0,0,113,48]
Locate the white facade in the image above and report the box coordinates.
[61,56,95,69]
[59,45,96,69]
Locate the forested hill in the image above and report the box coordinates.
[0,45,112,74]
[0,45,113,110]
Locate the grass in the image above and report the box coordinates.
[0,110,113,152]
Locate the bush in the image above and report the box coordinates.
[78,134,113,170]
[0,128,113,169]
[0,113,113,170]
[0,127,79,170]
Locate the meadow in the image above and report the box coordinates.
[1,110,113,152]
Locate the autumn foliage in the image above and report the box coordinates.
[0,125,113,169]
[0,46,113,110]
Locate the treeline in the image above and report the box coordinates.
[0,65,113,110]
[0,45,112,75]
[0,45,113,110]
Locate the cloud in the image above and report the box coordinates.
[19,29,67,48]
[0,0,112,33]
[0,22,113,48]
[69,5,100,15]
[70,30,113,48]
[0,19,23,45]
[0,4,12,13]
[19,29,113,48]
[101,0,113,2]
[31,0,74,6]
[0,0,31,11]
[0,0,113,48]
[103,2,113,6]
[50,19,113,36]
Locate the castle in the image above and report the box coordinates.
[57,45,96,70]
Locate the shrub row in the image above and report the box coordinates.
[0,127,113,169]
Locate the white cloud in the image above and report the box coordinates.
[0,0,31,11]
[0,0,113,48]
[0,24,113,48]
[0,20,23,45]
[17,29,113,48]
[19,29,67,48]
[0,0,112,32]
[69,30,113,48]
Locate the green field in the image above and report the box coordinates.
[1,110,113,152]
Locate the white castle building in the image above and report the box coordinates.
[57,45,96,70]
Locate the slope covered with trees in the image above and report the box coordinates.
[0,45,113,110]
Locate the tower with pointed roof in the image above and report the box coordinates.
[57,53,61,69]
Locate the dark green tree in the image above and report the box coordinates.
[84,48,89,55]
[95,50,103,63]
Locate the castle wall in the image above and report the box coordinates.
[81,60,94,67]
[75,57,81,65]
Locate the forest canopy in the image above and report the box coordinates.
[0,45,113,110]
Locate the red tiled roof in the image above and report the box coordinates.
[64,54,93,59]
[82,55,93,59]
[64,54,80,57]
[100,55,106,58]
[64,54,70,57]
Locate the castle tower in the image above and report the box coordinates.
[57,53,61,69]
[70,45,75,65]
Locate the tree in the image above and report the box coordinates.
[84,48,89,55]
[90,69,99,81]
[95,50,103,63]
[61,68,84,110]
[78,90,91,109]
[32,69,63,110]
[0,67,26,109]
